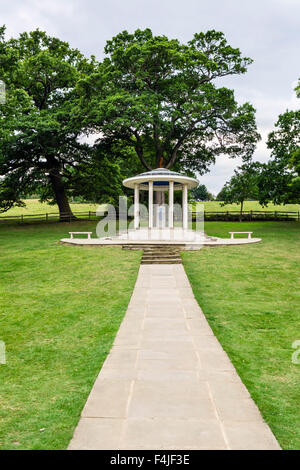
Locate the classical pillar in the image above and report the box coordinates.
[134,183,139,229]
[182,184,188,230]
[148,180,153,229]
[168,181,174,228]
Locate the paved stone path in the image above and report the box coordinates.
[69,264,280,450]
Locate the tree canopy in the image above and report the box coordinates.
[77,28,260,174]
[0,27,261,216]
[190,184,214,201]
[258,103,300,205]
[0,27,122,218]
[217,163,259,214]
[253,77,300,205]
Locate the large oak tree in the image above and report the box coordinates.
[77,29,260,178]
[0,28,121,219]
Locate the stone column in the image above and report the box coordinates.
[148,180,153,229]
[169,181,174,228]
[134,183,139,229]
[182,184,188,230]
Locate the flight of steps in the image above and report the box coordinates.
[122,244,184,264]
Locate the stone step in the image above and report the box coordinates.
[143,248,181,252]
[144,248,181,251]
[124,243,184,264]
[142,254,181,259]
[143,254,180,257]
[143,246,182,251]
[141,258,182,264]
[143,249,180,252]
[122,242,185,248]
[122,245,185,250]
[141,252,182,263]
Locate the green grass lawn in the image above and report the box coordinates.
[182,221,300,450]
[1,218,300,449]
[1,198,299,218]
[0,221,141,450]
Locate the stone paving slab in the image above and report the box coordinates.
[68,264,280,450]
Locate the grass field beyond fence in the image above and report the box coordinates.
[0,199,299,218]
[0,199,299,224]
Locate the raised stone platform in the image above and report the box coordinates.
[61,227,261,248]
[60,235,261,248]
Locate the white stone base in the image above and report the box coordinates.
[60,228,261,247]
[115,228,208,242]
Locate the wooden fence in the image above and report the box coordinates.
[0,210,100,225]
[0,209,299,225]
[192,210,300,222]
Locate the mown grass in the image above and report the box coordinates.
[0,221,141,449]
[182,221,300,450]
[0,199,98,217]
[1,198,299,218]
[1,219,300,449]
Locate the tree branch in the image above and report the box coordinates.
[133,130,152,170]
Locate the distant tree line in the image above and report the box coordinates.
[190,184,214,201]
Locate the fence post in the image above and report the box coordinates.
[46,213,48,222]
[298,211,300,222]
[89,210,91,220]
[21,214,23,223]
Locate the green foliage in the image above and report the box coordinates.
[77,28,260,173]
[258,87,300,205]
[0,176,26,213]
[0,26,261,215]
[0,27,102,217]
[295,78,300,98]
[217,163,259,211]
[268,110,300,167]
[288,147,300,200]
[190,184,214,201]
[70,156,123,205]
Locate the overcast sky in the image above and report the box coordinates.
[2,0,299,193]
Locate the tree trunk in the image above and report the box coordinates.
[49,169,76,221]
[155,191,165,204]
[239,200,244,222]
[155,155,165,203]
